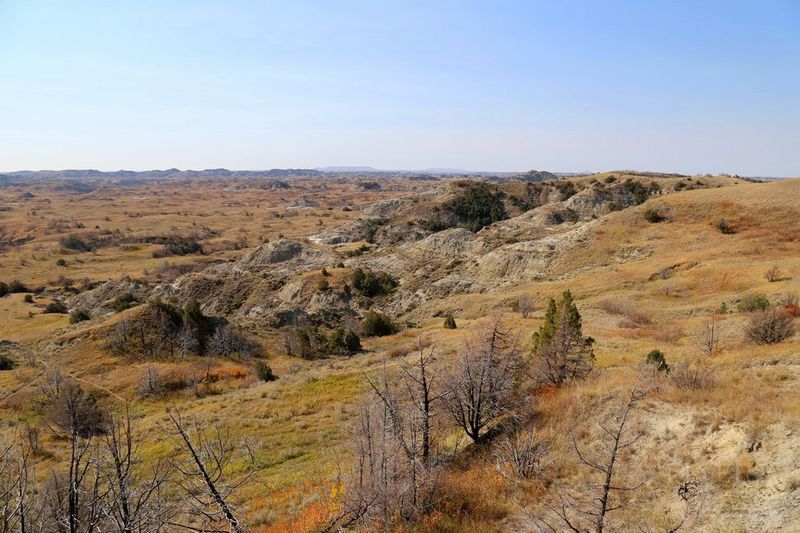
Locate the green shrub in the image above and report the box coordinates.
[443,313,457,329]
[0,354,14,371]
[59,234,92,252]
[255,361,278,382]
[183,299,212,336]
[56,258,67,267]
[623,179,656,205]
[362,310,397,337]
[715,219,735,234]
[112,293,137,313]
[23,294,33,303]
[555,180,577,199]
[44,300,68,314]
[737,294,770,313]
[317,278,330,291]
[443,182,507,232]
[351,268,397,297]
[69,309,91,323]
[8,280,28,293]
[327,327,362,355]
[645,349,670,374]
[643,208,665,223]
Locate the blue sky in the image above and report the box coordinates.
[0,1,798,175]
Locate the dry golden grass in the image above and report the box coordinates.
[3,175,800,530]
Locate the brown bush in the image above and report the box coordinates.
[599,299,651,327]
[745,309,795,344]
[764,265,781,283]
[671,354,715,390]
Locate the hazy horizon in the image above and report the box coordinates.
[1,1,798,176]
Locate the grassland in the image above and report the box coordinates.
[2,173,800,531]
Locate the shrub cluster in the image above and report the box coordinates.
[362,310,397,337]
[44,300,68,314]
[106,298,261,359]
[351,268,397,297]
[737,293,770,312]
[0,279,30,296]
[442,182,507,232]
[69,309,92,323]
[282,325,362,359]
[643,208,665,223]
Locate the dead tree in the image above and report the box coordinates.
[45,381,109,533]
[103,408,171,533]
[334,401,406,529]
[398,341,443,467]
[518,295,535,318]
[443,319,521,444]
[166,408,246,533]
[0,437,38,533]
[543,378,649,533]
[359,340,444,519]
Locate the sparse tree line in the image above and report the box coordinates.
[107,298,260,361]
[332,292,596,529]
[331,290,720,531]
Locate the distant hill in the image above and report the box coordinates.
[2,168,323,181]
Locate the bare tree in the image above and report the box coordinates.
[102,408,172,533]
[0,434,43,533]
[693,315,719,359]
[672,317,719,390]
[166,408,247,533]
[518,296,535,318]
[356,340,444,523]
[444,318,521,444]
[333,401,406,529]
[44,381,110,533]
[541,378,649,532]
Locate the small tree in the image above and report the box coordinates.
[645,349,670,374]
[530,291,595,386]
[443,313,456,329]
[715,219,735,234]
[362,311,397,337]
[518,295,535,318]
[255,361,277,382]
[444,318,521,444]
[745,309,795,344]
[0,354,14,371]
[328,328,362,355]
[643,208,665,223]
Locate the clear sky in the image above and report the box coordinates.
[1,1,798,175]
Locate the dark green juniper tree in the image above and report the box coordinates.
[531,290,595,386]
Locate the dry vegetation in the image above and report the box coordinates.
[2,172,800,531]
